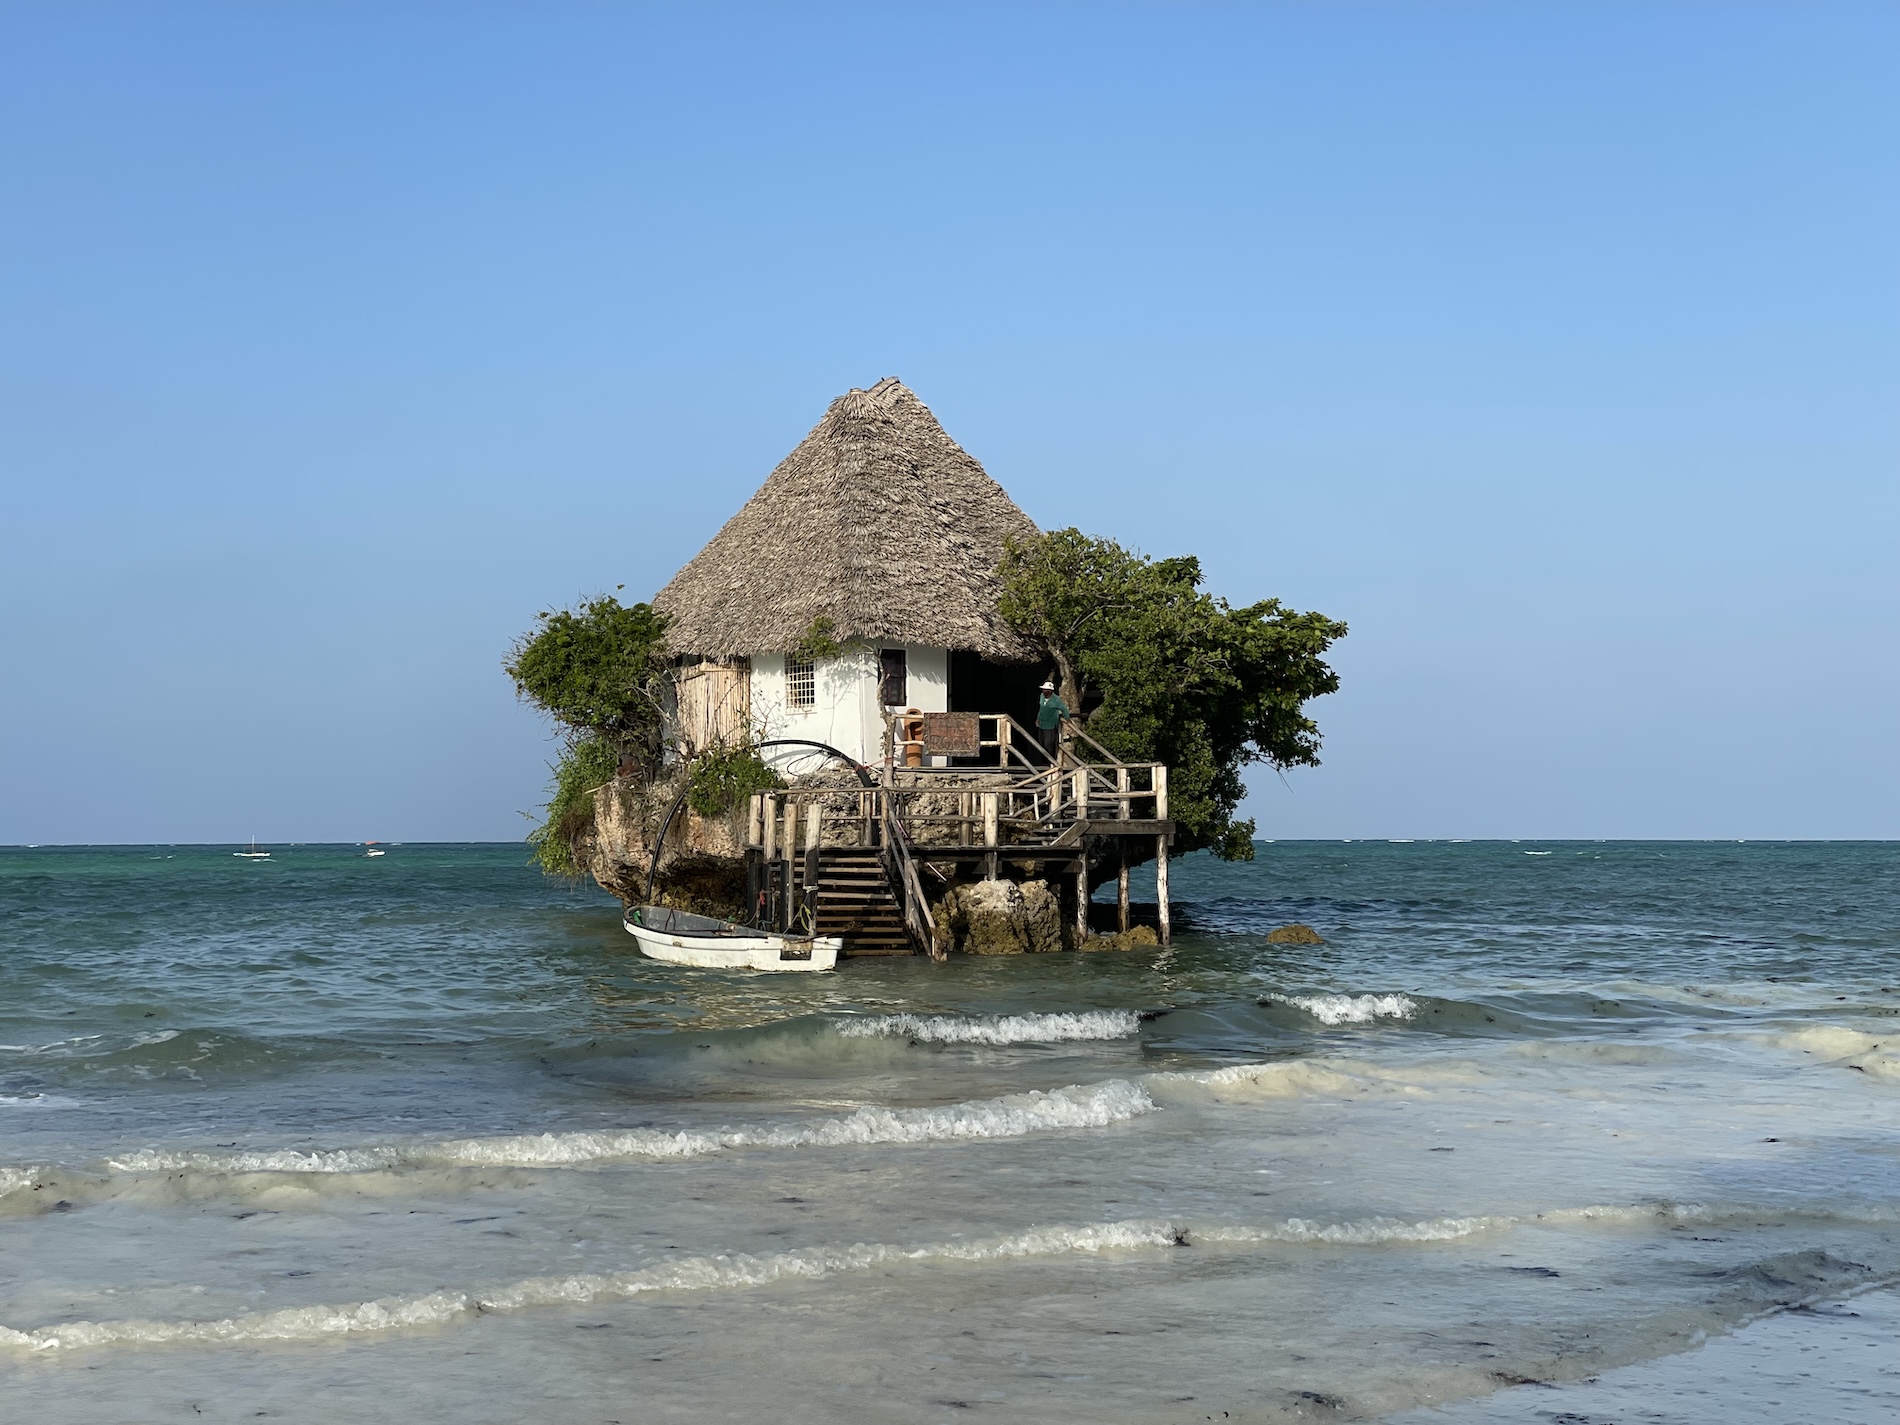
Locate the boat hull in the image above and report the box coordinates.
[623,909,839,972]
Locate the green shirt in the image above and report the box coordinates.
[1036,694,1070,730]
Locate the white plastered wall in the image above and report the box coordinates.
[753,644,948,767]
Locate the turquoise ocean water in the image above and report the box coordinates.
[1,842,1896,1421]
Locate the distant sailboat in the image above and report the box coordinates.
[234,838,270,860]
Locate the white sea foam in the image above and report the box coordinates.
[0,1167,46,1202]
[0,1211,1506,1354]
[833,1010,1144,1046]
[1535,1199,1900,1230]
[1273,994,1419,1026]
[1149,1057,1436,1102]
[1766,1026,1900,1081]
[102,1079,1158,1177]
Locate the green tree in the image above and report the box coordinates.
[505,593,672,874]
[505,594,672,762]
[998,530,1345,860]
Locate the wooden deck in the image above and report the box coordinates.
[742,715,1173,957]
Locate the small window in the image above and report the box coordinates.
[878,648,907,707]
[786,656,816,709]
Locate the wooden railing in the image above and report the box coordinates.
[742,713,1175,948]
[879,798,941,960]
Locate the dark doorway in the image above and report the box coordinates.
[878,648,908,708]
[949,652,1044,763]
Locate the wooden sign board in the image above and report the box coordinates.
[921,712,981,758]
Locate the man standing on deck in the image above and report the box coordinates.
[1036,679,1069,759]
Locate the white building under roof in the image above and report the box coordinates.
[653,378,1048,768]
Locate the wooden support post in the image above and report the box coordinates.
[1071,768,1089,822]
[805,801,824,927]
[1155,835,1171,946]
[780,798,798,931]
[997,718,1012,768]
[746,794,762,850]
[982,792,999,881]
[760,795,778,928]
[1115,767,1130,931]
[1153,765,1171,946]
[1075,865,1089,945]
[959,792,971,847]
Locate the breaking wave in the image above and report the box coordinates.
[1272,994,1419,1026]
[0,1211,1508,1354]
[83,1079,1157,1180]
[832,1010,1144,1046]
[15,1198,1881,1354]
[1762,1026,1900,1081]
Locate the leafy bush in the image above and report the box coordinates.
[687,744,781,818]
[527,736,621,878]
[505,595,671,763]
[507,593,672,875]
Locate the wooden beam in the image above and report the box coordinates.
[1155,833,1171,946]
[1117,847,1129,934]
[781,798,798,932]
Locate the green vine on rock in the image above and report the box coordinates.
[506,592,672,876]
[686,744,782,818]
[526,735,621,878]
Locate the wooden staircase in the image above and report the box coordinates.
[812,848,913,956]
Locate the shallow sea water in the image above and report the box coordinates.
[0,841,1895,1422]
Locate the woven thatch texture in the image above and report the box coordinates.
[655,378,1042,661]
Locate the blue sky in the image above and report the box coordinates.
[3,2,1895,844]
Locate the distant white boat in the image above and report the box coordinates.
[234,838,270,860]
[624,905,838,972]
[364,842,386,858]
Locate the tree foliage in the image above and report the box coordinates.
[506,594,672,874]
[998,529,1346,860]
[789,614,844,664]
[686,743,783,818]
[527,735,621,878]
[505,594,671,763]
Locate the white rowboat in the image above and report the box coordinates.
[624,905,839,973]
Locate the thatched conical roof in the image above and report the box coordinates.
[655,378,1042,661]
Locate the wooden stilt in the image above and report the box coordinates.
[780,798,798,931]
[1155,836,1171,946]
[1153,765,1171,946]
[982,792,999,881]
[1115,767,1130,933]
[803,802,823,928]
[1075,865,1089,945]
